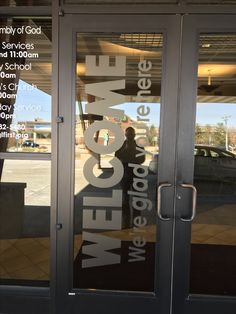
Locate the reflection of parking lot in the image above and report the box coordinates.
[1,160,51,206]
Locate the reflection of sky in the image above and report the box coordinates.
[114,102,160,127]
[12,80,51,123]
[15,82,236,128]
[78,101,236,127]
[116,102,236,127]
[76,101,161,127]
[196,103,236,127]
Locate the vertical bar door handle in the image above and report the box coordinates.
[180,183,197,222]
[157,183,172,221]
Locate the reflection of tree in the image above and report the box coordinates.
[214,123,226,146]
[147,124,157,146]
[195,123,204,144]
[195,123,227,147]
[205,124,212,145]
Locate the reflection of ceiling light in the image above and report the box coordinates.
[198,69,220,93]
[77,63,86,75]
[202,44,211,48]
[207,69,212,85]
[198,64,236,77]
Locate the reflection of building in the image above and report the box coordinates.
[18,120,51,146]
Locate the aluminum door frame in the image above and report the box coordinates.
[55,14,182,314]
[173,14,236,314]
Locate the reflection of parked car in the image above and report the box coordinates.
[149,145,236,194]
[194,146,236,191]
[22,140,39,148]
[149,145,236,178]
[194,145,236,158]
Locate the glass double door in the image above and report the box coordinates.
[56,14,236,314]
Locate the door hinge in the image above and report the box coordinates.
[56,116,64,123]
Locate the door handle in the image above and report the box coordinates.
[157,183,172,221]
[180,183,197,222]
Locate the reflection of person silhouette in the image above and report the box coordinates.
[115,127,145,228]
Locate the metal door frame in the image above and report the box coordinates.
[0,2,236,314]
[173,14,236,314]
[55,13,182,314]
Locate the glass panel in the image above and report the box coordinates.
[0,1,51,6]
[73,32,162,292]
[0,159,50,286]
[0,18,52,153]
[191,33,236,296]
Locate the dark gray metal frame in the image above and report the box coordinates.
[1,2,236,314]
[55,13,182,314]
[173,14,236,314]
[60,1,236,15]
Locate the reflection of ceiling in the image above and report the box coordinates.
[76,33,162,99]
[76,32,236,101]
[119,34,163,51]
[197,95,236,103]
[76,38,161,78]
[19,19,52,95]
[197,34,236,97]
[19,27,236,102]
[99,40,161,56]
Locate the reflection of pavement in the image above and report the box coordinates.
[0,158,51,283]
[2,159,235,282]
[195,203,236,226]
[1,219,236,283]
[0,237,50,282]
[74,160,103,194]
[1,160,50,206]
[192,223,236,245]
[193,201,236,245]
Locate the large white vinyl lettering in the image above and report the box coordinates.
[82,232,121,268]
[85,80,125,118]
